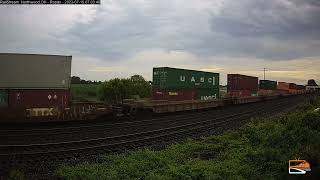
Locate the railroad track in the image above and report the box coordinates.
[0,95,306,176]
[0,97,296,145]
[1,96,303,156]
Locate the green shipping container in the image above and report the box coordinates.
[0,89,8,107]
[259,80,277,90]
[153,67,219,89]
[196,88,219,100]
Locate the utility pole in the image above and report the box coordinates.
[264,68,266,80]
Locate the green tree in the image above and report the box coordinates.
[130,75,152,98]
[98,75,152,103]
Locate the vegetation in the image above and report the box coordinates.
[56,95,320,180]
[70,84,100,101]
[70,75,152,102]
[71,76,102,84]
[98,75,152,103]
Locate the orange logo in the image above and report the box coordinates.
[289,160,311,174]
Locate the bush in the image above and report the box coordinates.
[8,169,26,180]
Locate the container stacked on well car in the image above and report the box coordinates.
[0,53,113,122]
[296,85,306,94]
[0,53,72,122]
[152,67,219,101]
[227,74,259,97]
[258,80,278,96]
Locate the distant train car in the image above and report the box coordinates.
[258,80,278,96]
[227,74,258,97]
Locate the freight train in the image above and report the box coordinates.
[0,53,313,123]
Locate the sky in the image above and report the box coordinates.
[0,0,319,85]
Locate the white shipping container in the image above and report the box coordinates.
[0,53,72,89]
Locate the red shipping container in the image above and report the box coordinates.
[258,90,273,96]
[9,89,70,109]
[289,83,297,90]
[227,74,258,92]
[289,89,297,94]
[228,90,254,97]
[276,89,289,95]
[278,82,290,90]
[296,85,306,90]
[152,89,196,101]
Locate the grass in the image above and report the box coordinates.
[55,95,320,180]
[70,84,100,101]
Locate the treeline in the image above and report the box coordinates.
[71,76,102,84]
[98,75,152,103]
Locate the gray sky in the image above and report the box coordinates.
[0,0,320,85]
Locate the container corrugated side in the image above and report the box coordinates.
[196,88,219,100]
[259,80,277,90]
[228,90,257,97]
[0,53,72,89]
[227,74,258,92]
[152,89,196,101]
[0,89,8,107]
[297,85,306,90]
[278,82,290,90]
[153,67,219,89]
[9,89,70,109]
[152,88,219,101]
[289,83,297,90]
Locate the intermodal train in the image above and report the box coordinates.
[0,53,313,123]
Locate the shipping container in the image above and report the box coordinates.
[0,53,72,89]
[276,89,290,95]
[152,88,219,101]
[227,74,259,93]
[258,90,273,96]
[9,89,70,109]
[153,67,219,89]
[152,89,196,101]
[196,88,219,100]
[277,82,290,90]
[289,89,297,94]
[259,80,277,90]
[296,85,306,90]
[289,83,297,90]
[306,86,320,91]
[228,90,257,97]
[0,89,8,107]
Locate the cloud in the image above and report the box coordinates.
[210,0,320,39]
[0,5,97,54]
[0,0,319,83]
[46,0,320,61]
[71,49,320,85]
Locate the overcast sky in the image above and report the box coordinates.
[1,0,319,85]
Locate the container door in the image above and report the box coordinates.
[0,89,8,107]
